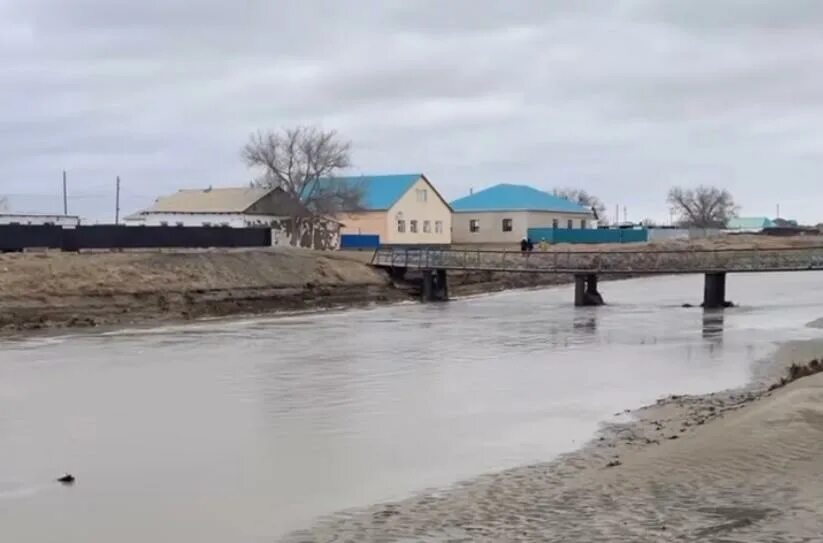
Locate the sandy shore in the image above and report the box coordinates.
[283,337,823,542]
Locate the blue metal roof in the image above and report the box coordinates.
[308,174,422,211]
[450,184,588,213]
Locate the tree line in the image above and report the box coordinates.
[243,126,739,230]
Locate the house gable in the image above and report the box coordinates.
[244,187,304,216]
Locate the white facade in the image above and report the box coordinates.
[124,212,285,228]
[337,175,453,245]
[0,213,80,227]
[452,210,596,244]
[383,177,453,245]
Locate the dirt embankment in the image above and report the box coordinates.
[3,235,822,332]
[0,248,573,332]
[0,249,402,331]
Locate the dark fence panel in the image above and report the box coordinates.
[71,225,271,250]
[0,224,63,251]
[0,224,271,251]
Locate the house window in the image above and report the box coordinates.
[581,219,587,229]
[567,219,574,229]
[416,189,428,203]
[397,219,406,233]
[469,219,480,233]
[552,219,559,229]
[502,218,513,232]
[410,220,418,233]
[435,220,443,234]
[423,220,431,233]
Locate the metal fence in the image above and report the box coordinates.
[0,225,271,252]
[339,234,380,250]
[527,228,648,244]
[371,246,823,274]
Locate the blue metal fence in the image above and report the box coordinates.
[340,234,380,250]
[526,228,648,244]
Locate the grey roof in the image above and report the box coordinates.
[145,187,272,213]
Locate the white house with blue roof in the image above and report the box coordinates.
[321,173,453,245]
[450,184,596,244]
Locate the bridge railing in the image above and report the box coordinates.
[371,246,823,274]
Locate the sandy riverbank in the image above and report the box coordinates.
[283,336,823,542]
[0,248,573,332]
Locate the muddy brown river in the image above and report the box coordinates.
[1,273,822,542]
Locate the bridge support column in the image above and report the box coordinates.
[436,269,449,301]
[575,274,604,307]
[421,269,449,302]
[703,272,727,309]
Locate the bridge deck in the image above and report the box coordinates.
[371,246,823,275]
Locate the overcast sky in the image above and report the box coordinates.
[2,0,823,223]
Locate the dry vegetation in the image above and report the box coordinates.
[0,248,395,331]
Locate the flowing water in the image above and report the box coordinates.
[1,273,822,542]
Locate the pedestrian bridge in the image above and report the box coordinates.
[371,245,823,307]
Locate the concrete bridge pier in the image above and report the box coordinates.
[703,272,728,309]
[421,269,449,302]
[574,274,605,307]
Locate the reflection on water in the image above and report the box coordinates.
[0,273,822,542]
[702,310,725,341]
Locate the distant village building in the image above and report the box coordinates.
[125,186,341,249]
[449,184,596,244]
[725,217,774,233]
[314,173,453,246]
[0,213,80,227]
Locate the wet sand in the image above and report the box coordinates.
[283,338,823,542]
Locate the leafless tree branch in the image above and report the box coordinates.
[667,186,738,228]
[553,188,607,222]
[242,126,360,247]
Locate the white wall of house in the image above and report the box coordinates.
[382,177,452,245]
[0,214,80,227]
[124,212,284,228]
[451,210,595,244]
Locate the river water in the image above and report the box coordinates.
[1,273,822,542]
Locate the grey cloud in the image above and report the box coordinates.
[635,0,823,29]
[2,0,823,223]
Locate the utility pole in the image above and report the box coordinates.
[62,170,68,215]
[623,206,627,224]
[115,176,121,224]
[615,204,619,225]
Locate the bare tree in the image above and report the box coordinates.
[667,186,738,228]
[242,126,362,247]
[0,196,7,213]
[553,188,606,223]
